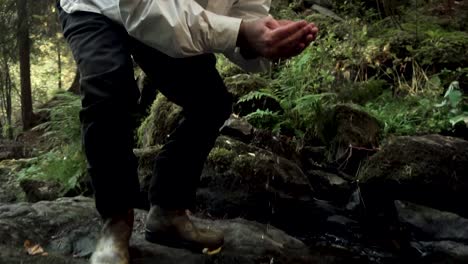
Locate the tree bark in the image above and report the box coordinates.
[57,40,62,90]
[17,0,34,131]
[0,54,13,139]
[68,69,80,95]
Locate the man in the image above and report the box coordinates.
[57,0,318,263]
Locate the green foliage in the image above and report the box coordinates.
[435,81,468,126]
[245,109,281,130]
[216,54,244,78]
[34,91,81,146]
[415,30,468,68]
[233,0,468,142]
[364,91,451,135]
[18,91,86,193]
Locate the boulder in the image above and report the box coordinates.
[19,179,62,203]
[198,136,312,221]
[358,135,468,217]
[0,140,27,161]
[0,159,30,203]
[198,136,355,236]
[220,115,254,142]
[136,135,354,234]
[224,74,281,116]
[224,74,269,101]
[396,200,468,262]
[250,129,301,163]
[307,170,352,203]
[320,104,382,175]
[0,197,334,264]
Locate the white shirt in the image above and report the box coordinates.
[60,0,271,72]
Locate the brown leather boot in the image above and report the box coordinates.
[145,206,224,253]
[90,209,134,264]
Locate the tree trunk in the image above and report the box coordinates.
[5,61,13,139]
[0,54,13,139]
[57,40,62,90]
[68,69,80,95]
[17,0,34,131]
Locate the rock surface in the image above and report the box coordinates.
[395,200,468,262]
[0,197,356,264]
[321,104,382,174]
[0,140,27,161]
[138,94,183,147]
[358,135,468,217]
[0,159,30,203]
[198,136,313,220]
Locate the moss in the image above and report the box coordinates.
[415,30,468,69]
[137,94,182,147]
[335,79,388,105]
[207,147,236,173]
[216,55,244,78]
[230,152,272,186]
[224,74,270,101]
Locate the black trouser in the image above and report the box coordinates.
[58,6,232,218]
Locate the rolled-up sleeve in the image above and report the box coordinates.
[224,0,272,73]
[119,0,242,58]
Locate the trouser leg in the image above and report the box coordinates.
[132,42,232,210]
[58,8,141,218]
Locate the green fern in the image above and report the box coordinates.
[237,89,280,104]
[244,109,280,130]
[20,90,86,193]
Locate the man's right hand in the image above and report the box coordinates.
[237,16,318,60]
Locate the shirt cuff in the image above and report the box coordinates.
[205,11,242,54]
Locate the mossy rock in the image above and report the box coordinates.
[216,55,244,78]
[224,74,282,116]
[358,135,468,218]
[224,74,270,100]
[319,104,382,174]
[199,136,313,223]
[334,79,388,105]
[137,94,183,147]
[0,159,32,203]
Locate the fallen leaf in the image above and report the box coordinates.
[24,240,48,256]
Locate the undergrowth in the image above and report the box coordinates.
[18,91,86,193]
[233,0,468,142]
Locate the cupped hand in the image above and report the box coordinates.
[237,16,319,60]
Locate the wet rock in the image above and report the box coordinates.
[0,197,330,264]
[198,136,315,227]
[358,135,468,217]
[220,115,254,142]
[307,170,352,203]
[136,136,346,235]
[396,200,468,242]
[300,146,327,168]
[396,200,468,261]
[417,241,468,263]
[320,104,382,175]
[251,129,301,163]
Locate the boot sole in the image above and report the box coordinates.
[145,230,223,254]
